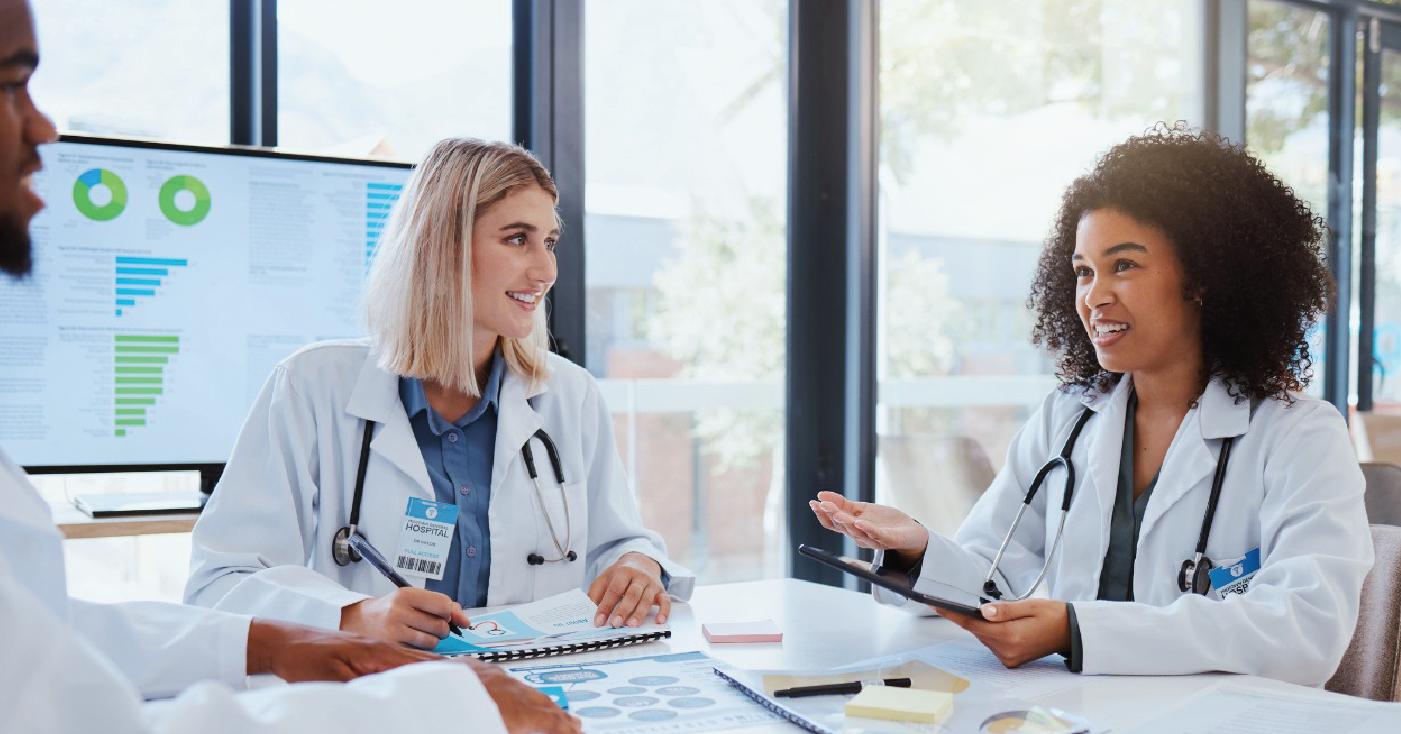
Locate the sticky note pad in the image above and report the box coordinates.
[845,686,953,723]
[702,619,783,643]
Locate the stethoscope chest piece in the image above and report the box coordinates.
[332,525,362,566]
[1179,555,1215,594]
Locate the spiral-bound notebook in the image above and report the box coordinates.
[437,629,672,662]
[714,667,837,734]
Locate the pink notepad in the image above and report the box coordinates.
[702,619,783,643]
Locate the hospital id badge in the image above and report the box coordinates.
[393,497,458,580]
[1208,547,1261,597]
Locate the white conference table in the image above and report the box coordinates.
[542,577,1363,733]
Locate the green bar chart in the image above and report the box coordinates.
[113,334,179,437]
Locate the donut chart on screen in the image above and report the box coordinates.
[72,168,128,221]
[158,174,211,226]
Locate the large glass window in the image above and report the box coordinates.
[876,0,1204,535]
[584,0,788,583]
[1370,37,1401,409]
[1243,2,1336,403]
[30,0,229,144]
[278,0,513,161]
[1245,1,1331,217]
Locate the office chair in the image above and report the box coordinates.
[1360,462,1401,526]
[1327,525,1401,702]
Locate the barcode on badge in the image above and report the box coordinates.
[396,556,443,576]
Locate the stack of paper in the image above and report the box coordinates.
[1127,684,1401,734]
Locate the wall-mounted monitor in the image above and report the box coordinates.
[0,135,413,471]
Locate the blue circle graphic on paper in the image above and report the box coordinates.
[629,711,679,722]
[615,696,659,708]
[629,676,680,686]
[576,707,621,718]
[565,690,601,702]
[608,686,646,695]
[657,686,700,696]
[668,697,716,708]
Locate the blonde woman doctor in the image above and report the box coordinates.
[187,139,693,648]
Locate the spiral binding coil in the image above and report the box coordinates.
[713,668,840,734]
[448,630,673,662]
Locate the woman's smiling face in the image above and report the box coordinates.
[1073,208,1202,378]
[470,183,559,346]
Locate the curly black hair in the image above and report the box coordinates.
[1028,123,1333,401]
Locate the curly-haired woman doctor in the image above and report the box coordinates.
[812,126,1372,685]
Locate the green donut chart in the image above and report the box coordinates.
[73,168,128,221]
[158,174,211,226]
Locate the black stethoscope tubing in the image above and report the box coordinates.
[332,420,575,567]
[980,406,1234,601]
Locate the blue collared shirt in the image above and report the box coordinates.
[398,353,505,608]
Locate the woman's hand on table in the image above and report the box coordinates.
[589,552,669,628]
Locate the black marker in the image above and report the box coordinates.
[773,677,912,698]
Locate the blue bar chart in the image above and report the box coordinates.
[366,181,402,268]
[115,256,188,316]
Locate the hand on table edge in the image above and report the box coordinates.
[589,551,670,628]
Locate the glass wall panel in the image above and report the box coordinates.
[584,0,788,583]
[876,0,1203,535]
[30,0,229,144]
[1245,1,1332,400]
[1371,43,1401,409]
[278,0,512,160]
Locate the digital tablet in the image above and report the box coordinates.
[797,544,986,619]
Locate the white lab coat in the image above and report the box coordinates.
[0,447,508,734]
[878,376,1374,686]
[186,339,694,629]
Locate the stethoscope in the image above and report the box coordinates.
[981,406,1235,602]
[331,420,577,568]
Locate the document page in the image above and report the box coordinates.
[435,589,666,654]
[1127,684,1401,734]
[911,639,1088,699]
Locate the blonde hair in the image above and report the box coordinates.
[365,138,557,395]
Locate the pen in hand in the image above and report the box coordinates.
[773,677,913,698]
[347,533,464,636]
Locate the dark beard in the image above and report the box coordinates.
[0,211,32,278]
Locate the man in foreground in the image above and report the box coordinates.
[0,1,580,731]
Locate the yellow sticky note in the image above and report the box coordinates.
[844,686,953,723]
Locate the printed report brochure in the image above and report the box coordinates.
[507,651,783,734]
[434,589,669,657]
